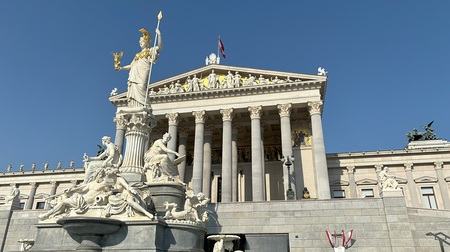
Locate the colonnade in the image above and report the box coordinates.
[114,101,331,201]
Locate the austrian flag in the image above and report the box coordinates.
[218,36,226,58]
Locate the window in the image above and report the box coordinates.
[19,202,25,210]
[35,202,46,209]
[361,189,374,198]
[421,187,438,209]
[333,190,345,198]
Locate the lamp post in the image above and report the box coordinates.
[281,155,295,200]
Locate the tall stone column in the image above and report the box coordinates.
[308,101,331,199]
[278,103,296,200]
[177,127,190,183]
[434,161,450,209]
[404,163,420,207]
[113,115,127,154]
[25,182,37,210]
[203,125,214,198]
[46,181,58,209]
[220,108,234,202]
[192,111,206,194]
[232,123,239,202]
[249,106,265,201]
[260,120,267,199]
[347,166,357,198]
[166,113,179,160]
[119,109,157,182]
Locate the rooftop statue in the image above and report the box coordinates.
[318,67,328,76]
[144,133,185,183]
[116,27,162,108]
[406,121,437,142]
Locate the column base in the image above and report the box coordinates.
[380,189,403,197]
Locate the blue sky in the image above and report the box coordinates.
[1,1,449,171]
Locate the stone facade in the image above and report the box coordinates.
[0,65,449,251]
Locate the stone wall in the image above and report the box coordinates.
[205,196,449,252]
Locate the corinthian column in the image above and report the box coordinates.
[404,163,420,207]
[308,101,331,199]
[113,115,127,154]
[166,113,179,160]
[249,106,265,201]
[120,109,157,182]
[277,103,296,200]
[434,161,450,209]
[46,181,58,209]
[178,127,190,183]
[347,166,357,198]
[220,108,234,202]
[192,111,206,193]
[203,125,215,198]
[25,182,37,210]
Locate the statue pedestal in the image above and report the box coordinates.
[380,189,403,197]
[118,108,157,183]
[146,182,186,215]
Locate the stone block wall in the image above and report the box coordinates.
[3,209,45,252]
[206,196,449,252]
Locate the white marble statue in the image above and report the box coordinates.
[205,53,220,65]
[144,133,185,183]
[225,71,233,89]
[379,166,399,190]
[163,189,209,223]
[318,67,328,76]
[174,80,184,93]
[104,168,154,219]
[110,87,118,96]
[233,71,241,88]
[191,74,201,92]
[186,76,193,92]
[208,70,218,89]
[70,160,75,169]
[244,74,255,86]
[258,75,267,85]
[31,163,36,172]
[39,168,112,220]
[19,164,24,172]
[116,28,162,108]
[56,161,62,170]
[84,136,123,183]
[5,184,20,204]
[43,162,49,171]
[7,164,11,172]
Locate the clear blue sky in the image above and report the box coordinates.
[1,1,449,171]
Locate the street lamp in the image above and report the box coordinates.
[281,155,295,200]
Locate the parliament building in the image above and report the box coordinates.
[0,62,449,251]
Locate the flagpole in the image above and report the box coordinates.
[144,11,163,107]
[217,34,220,61]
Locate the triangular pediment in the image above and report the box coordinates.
[414,176,438,183]
[110,64,327,106]
[34,193,50,199]
[330,180,349,186]
[355,178,378,185]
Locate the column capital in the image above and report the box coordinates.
[71,180,78,187]
[374,164,384,172]
[166,113,179,126]
[404,163,413,171]
[346,166,355,174]
[248,106,263,119]
[220,108,234,121]
[192,110,206,123]
[113,115,128,130]
[179,126,191,138]
[308,101,323,116]
[434,161,444,170]
[204,125,215,136]
[30,182,37,189]
[50,181,57,187]
[277,103,292,118]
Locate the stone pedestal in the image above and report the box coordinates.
[146,182,186,215]
[118,108,157,183]
[380,189,403,197]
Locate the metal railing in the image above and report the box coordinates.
[426,232,450,252]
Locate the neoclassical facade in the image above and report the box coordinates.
[110,64,331,202]
[0,64,449,251]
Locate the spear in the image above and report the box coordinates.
[144,11,163,107]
